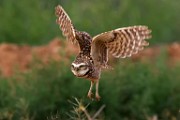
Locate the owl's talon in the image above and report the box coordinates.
[87,92,93,99]
[95,94,101,101]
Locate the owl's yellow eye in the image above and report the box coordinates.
[79,65,87,70]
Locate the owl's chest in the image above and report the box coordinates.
[86,66,101,82]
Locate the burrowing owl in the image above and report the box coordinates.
[55,5,152,100]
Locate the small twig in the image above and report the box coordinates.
[92,104,106,119]
[68,97,105,120]
[83,109,92,120]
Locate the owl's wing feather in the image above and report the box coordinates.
[55,5,77,44]
[91,26,152,67]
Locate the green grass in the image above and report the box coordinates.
[0,55,180,120]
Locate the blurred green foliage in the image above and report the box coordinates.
[0,0,180,45]
[0,58,180,120]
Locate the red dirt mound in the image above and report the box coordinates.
[0,38,179,77]
[0,38,78,76]
[168,42,180,64]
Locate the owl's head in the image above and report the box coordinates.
[71,62,90,77]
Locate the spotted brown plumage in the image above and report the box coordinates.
[55,5,152,100]
[92,26,152,68]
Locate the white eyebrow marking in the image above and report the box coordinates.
[72,63,86,68]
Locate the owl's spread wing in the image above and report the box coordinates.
[91,26,152,67]
[55,5,77,44]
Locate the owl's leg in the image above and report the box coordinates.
[95,79,101,101]
[87,81,94,99]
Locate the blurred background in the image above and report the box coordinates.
[0,0,180,120]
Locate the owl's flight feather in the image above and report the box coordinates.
[91,26,152,67]
[55,5,76,44]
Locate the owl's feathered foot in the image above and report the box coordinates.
[87,80,101,101]
[87,91,93,99]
